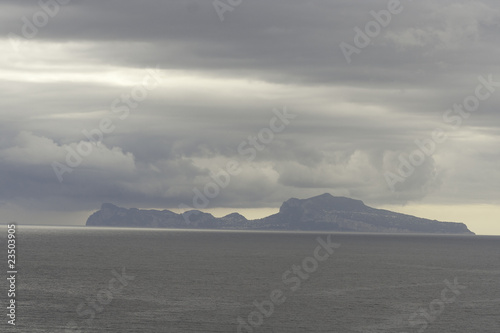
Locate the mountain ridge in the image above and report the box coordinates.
[85,193,474,234]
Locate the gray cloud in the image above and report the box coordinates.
[1,0,500,226]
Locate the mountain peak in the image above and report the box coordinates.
[101,203,119,210]
[87,195,473,234]
[314,193,334,198]
[280,193,367,214]
[220,212,248,224]
[222,212,246,219]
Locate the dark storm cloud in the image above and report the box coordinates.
[6,0,499,85]
[1,0,500,220]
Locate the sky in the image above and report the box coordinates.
[1,0,499,235]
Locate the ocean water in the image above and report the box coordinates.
[2,227,499,332]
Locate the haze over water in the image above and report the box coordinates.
[7,227,499,332]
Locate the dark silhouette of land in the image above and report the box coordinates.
[86,193,474,234]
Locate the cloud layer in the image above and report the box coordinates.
[1,0,499,228]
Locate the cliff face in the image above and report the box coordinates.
[259,193,473,234]
[86,194,474,234]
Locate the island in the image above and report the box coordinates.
[86,193,474,234]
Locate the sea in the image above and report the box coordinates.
[2,226,499,332]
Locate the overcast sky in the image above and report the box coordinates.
[1,0,499,234]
